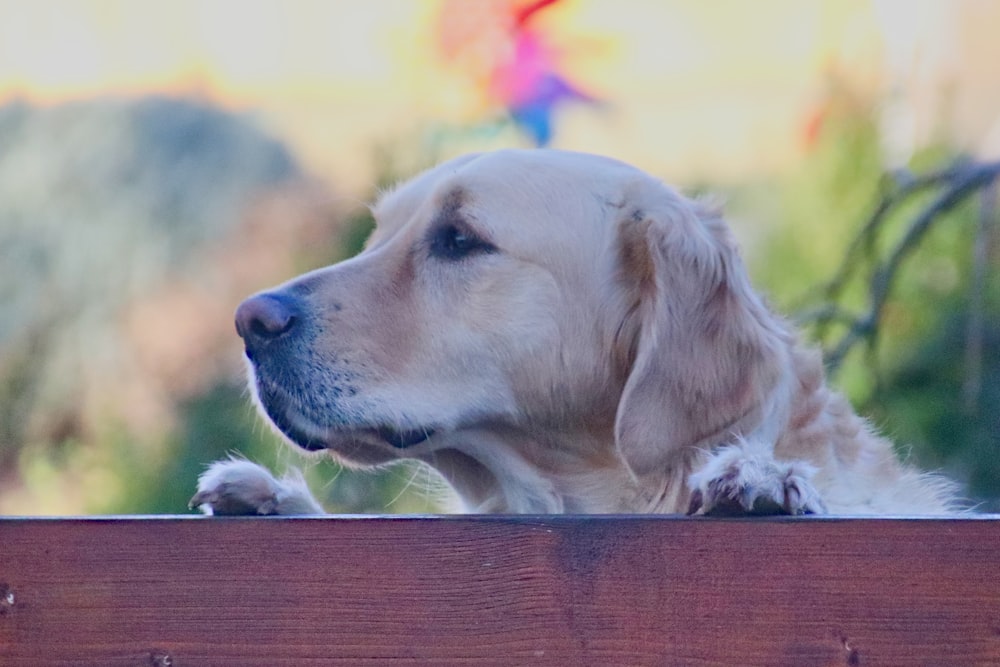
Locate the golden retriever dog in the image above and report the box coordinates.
[191,149,960,516]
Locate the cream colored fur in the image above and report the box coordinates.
[193,149,960,516]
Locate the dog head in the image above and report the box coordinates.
[236,149,788,495]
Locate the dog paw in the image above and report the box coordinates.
[189,458,325,516]
[687,447,826,517]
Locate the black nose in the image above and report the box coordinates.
[235,293,299,355]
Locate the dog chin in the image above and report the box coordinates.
[260,402,439,467]
[250,374,441,463]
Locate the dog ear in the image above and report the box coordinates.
[613,183,788,477]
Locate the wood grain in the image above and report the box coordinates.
[2,516,1000,666]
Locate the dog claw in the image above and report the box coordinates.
[688,447,826,517]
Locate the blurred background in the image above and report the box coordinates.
[1,0,998,515]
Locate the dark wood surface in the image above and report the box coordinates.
[2,515,1000,666]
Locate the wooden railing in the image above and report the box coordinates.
[3,515,1000,665]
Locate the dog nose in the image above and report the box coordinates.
[235,293,299,352]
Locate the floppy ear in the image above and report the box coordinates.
[613,183,789,477]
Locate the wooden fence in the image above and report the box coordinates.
[2,515,1000,665]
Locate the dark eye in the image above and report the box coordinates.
[429,223,496,261]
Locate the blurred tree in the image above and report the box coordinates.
[0,97,336,514]
[0,97,298,455]
[748,91,1000,508]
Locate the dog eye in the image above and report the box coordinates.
[429,223,496,261]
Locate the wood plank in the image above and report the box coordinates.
[2,516,1000,666]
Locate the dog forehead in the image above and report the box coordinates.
[458,149,641,197]
[381,149,636,204]
[371,150,654,251]
[458,151,650,240]
[371,153,480,230]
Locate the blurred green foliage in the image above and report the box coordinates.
[741,95,1000,509]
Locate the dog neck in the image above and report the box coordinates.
[418,426,706,514]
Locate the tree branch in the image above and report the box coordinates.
[796,159,1000,375]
